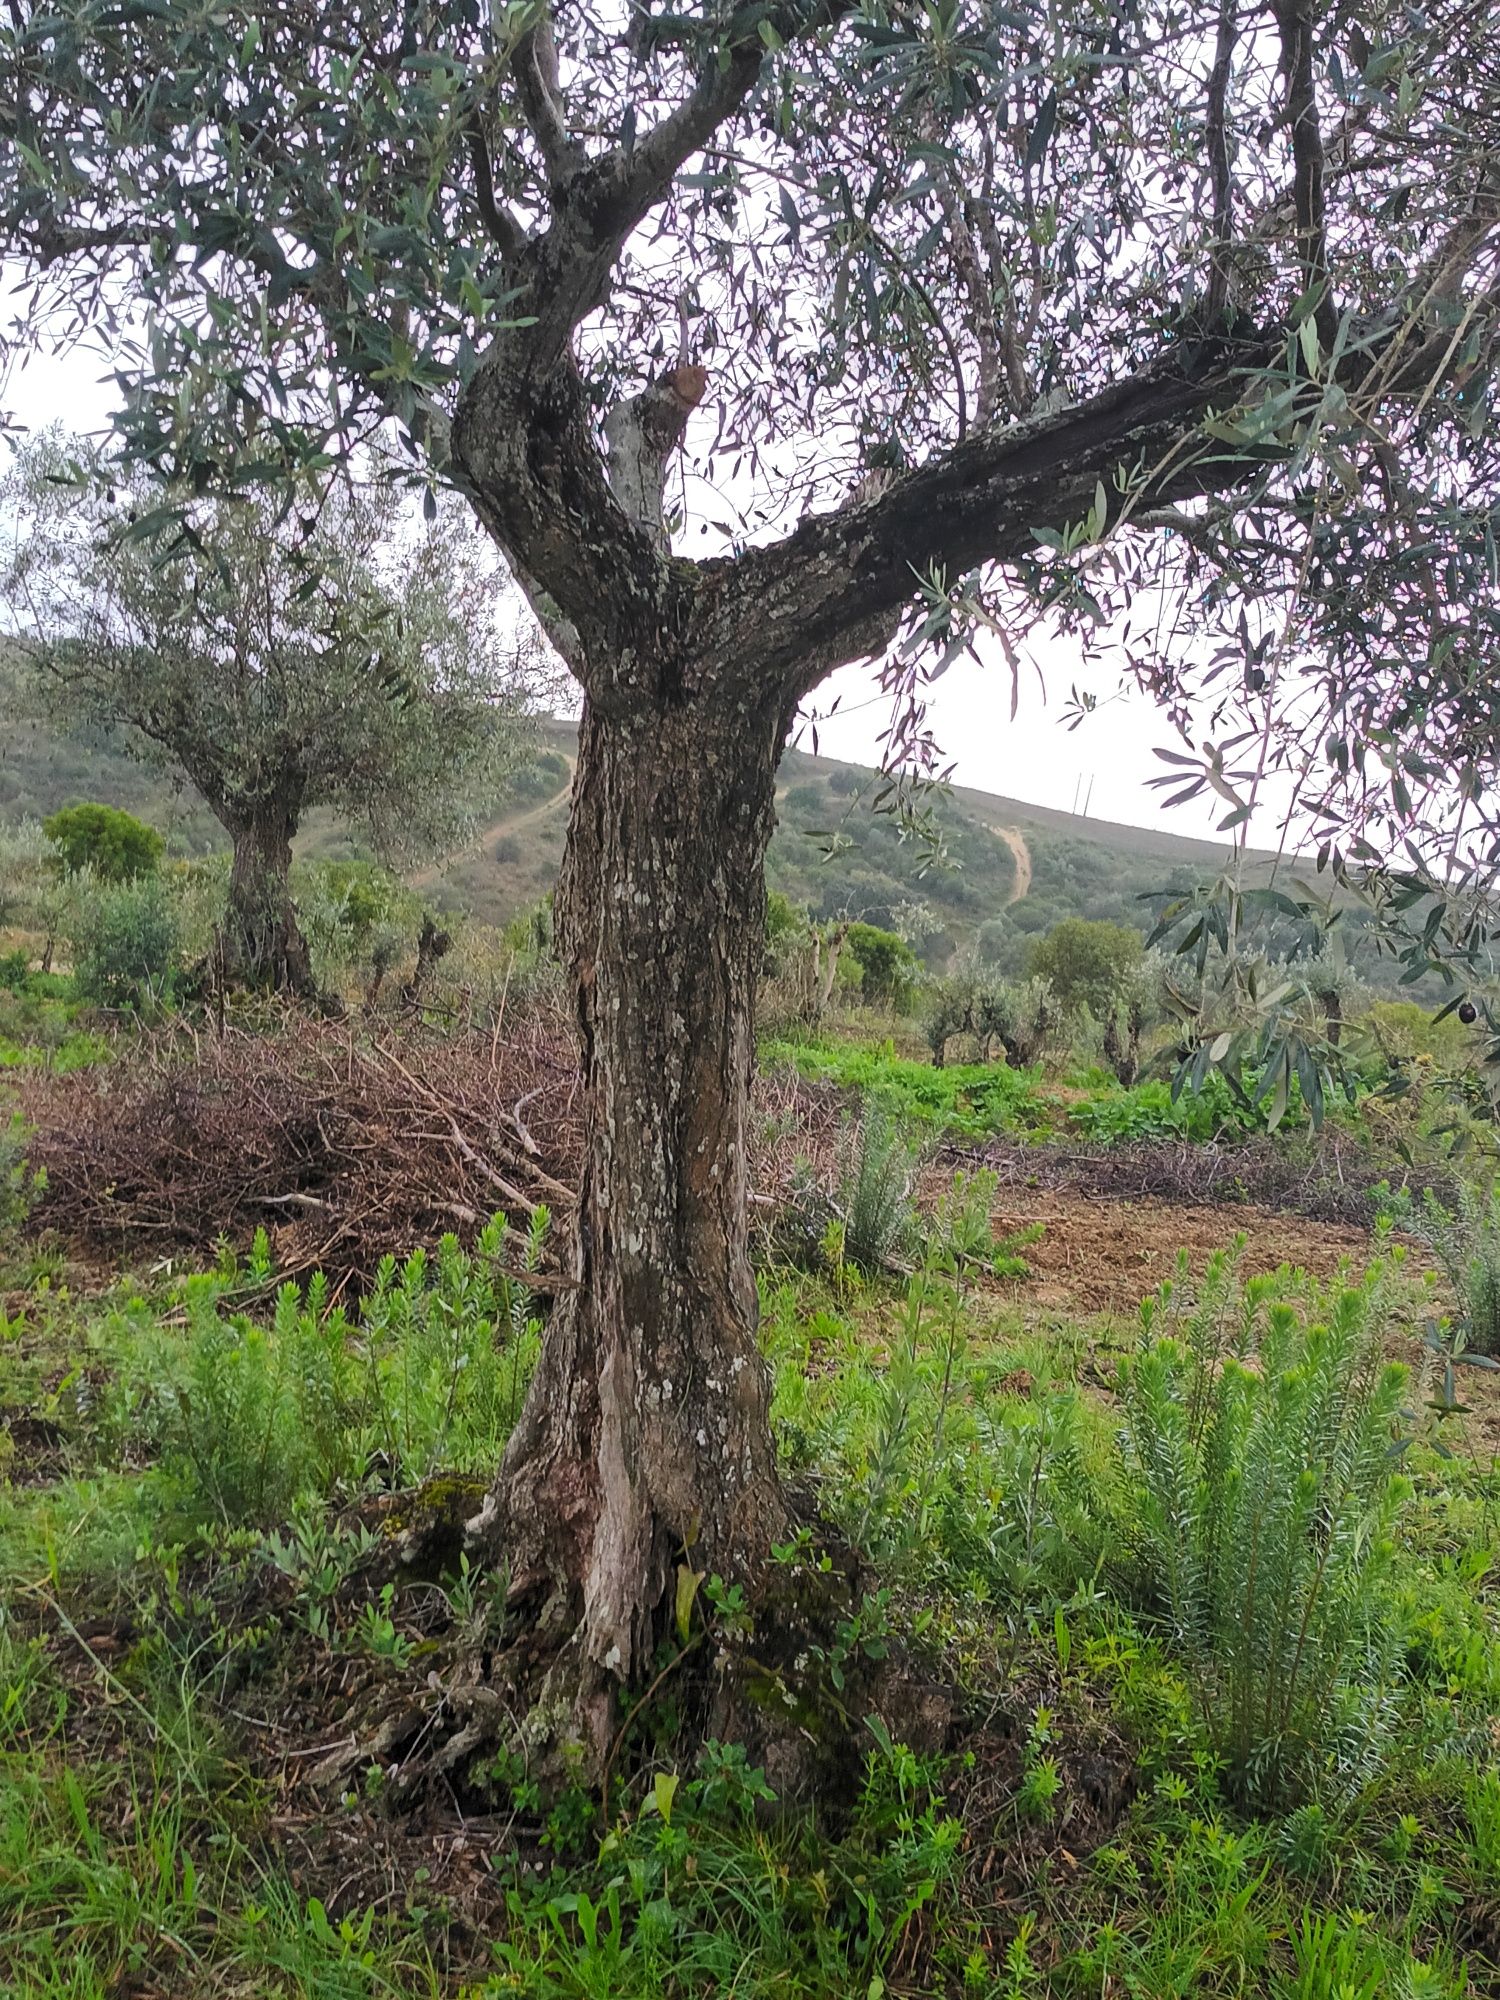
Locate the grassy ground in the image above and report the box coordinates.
[3,1148,1499,1995]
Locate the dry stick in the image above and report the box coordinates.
[488,956,512,1079]
[379,1040,576,1210]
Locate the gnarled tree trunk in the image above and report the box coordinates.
[473,683,793,1755]
[222,799,314,997]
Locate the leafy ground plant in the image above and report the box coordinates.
[765,1034,1048,1140]
[1388,1181,1500,1358]
[116,1209,547,1524]
[1115,1247,1413,1806]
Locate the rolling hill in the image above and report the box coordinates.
[1,683,1308,975]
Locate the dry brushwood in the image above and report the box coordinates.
[17,1004,583,1292]
[935,1132,1458,1229]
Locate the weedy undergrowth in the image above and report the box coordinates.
[834,1093,920,1272]
[1386,1179,1500,1357]
[1115,1247,1413,1806]
[118,1209,548,1524]
[0,1111,46,1241]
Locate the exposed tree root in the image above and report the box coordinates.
[303,1496,953,1818]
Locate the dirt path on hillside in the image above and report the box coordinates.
[991,826,1032,904]
[408,758,575,890]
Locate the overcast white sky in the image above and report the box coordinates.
[4,332,1263,853]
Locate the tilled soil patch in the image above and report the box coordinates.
[983,1186,1380,1318]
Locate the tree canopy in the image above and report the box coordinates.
[1028,916,1141,1019]
[4,3,1494,728]
[42,801,163,882]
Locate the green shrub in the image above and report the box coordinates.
[1027,916,1142,1017]
[844,921,919,1006]
[1359,998,1473,1067]
[1,1113,46,1239]
[835,1096,918,1272]
[71,873,180,1010]
[1386,1181,1500,1356]
[764,890,808,977]
[1073,1072,1252,1144]
[501,893,554,956]
[125,1211,547,1524]
[42,802,163,882]
[1115,1248,1412,1806]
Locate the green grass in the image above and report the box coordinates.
[765,1032,1049,1139]
[2,1161,1499,1994]
[0,969,110,1073]
[767,1031,1262,1147]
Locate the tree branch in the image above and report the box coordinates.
[1203,0,1238,321]
[708,333,1284,692]
[512,0,856,369]
[933,159,1000,432]
[466,119,526,258]
[603,363,709,544]
[1276,0,1335,342]
[453,2,858,679]
[513,12,585,193]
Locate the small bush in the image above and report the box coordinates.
[835,1096,918,1272]
[70,873,180,1010]
[1,1113,47,1238]
[43,802,163,882]
[1387,1181,1500,1355]
[124,1211,548,1525]
[1073,1073,1251,1144]
[844,921,919,1007]
[1115,1248,1411,1806]
[763,889,808,978]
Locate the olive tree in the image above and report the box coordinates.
[1028,917,1142,1019]
[5,0,1499,1753]
[2,453,539,991]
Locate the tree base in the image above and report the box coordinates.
[306,1498,952,1817]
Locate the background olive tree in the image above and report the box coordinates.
[1,450,542,991]
[5,0,1499,1758]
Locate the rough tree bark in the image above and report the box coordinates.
[220,797,315,997]
[471,685,794,1752]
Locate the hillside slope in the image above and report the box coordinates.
[2,693,1293,969]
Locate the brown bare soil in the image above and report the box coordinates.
[987,1186,1378,1318]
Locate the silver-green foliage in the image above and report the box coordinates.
[69,871,180,1011]
[1116,1247,1412,1805]
[835,1096,918,1273]
[1402,1182,1500,1358]
[3,448,540,871]
[130,1210,546,1525]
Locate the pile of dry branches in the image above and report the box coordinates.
[18,1006,582,1290]
[15,1010,858,1292]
